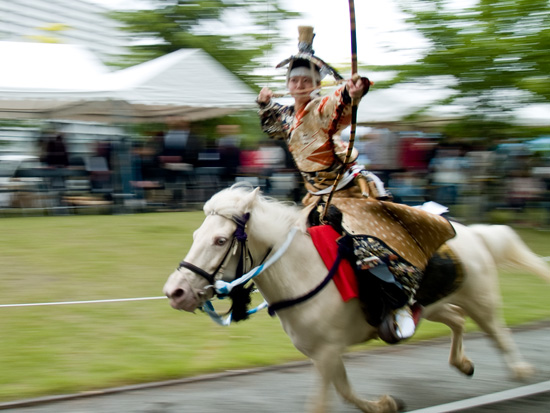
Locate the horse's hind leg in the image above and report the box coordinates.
[461,299,535,380]
[424,303,474,376]
[311,348,402,413]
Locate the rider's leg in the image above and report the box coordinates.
[394,302,422,339]
[378,301,422,344]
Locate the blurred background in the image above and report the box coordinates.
[1,1,550,406]
[0,0,549,227]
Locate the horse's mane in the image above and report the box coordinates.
[204,183,305,235]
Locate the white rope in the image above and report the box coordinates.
[1,228,300,311]
[4,256,545,309]
[0,296,166,308]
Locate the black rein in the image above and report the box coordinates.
[177,210,352,318]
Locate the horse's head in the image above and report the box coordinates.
[163,186,260,312]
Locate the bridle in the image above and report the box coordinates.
[175,208,346,324]
[177,212,255,295]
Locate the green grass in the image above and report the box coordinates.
[1,214,549,402]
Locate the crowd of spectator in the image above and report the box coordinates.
[1,125,549,228]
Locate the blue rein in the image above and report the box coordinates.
[205,226,299,326]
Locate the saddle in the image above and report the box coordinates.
[308,208,464,327]
[305,187,456,270]
[416,243,464,306]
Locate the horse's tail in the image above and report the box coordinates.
[468,224,550,282]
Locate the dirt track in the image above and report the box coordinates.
[2,322,550,412]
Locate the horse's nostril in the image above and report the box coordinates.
[173,288,184,298]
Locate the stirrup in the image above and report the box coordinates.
[378,314,401,345]
[378,304,422,345]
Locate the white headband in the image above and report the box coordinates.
[288,66,320,82]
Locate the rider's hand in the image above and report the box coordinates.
[257,87,273,104]
[346,75,373,100]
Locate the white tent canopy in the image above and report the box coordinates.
[0,42,257,123]
[3,42,547,126]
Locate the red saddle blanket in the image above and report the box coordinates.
[308,225,358,302]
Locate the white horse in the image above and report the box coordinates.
[164,185,550,413]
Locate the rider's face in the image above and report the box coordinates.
[288,76,315,98]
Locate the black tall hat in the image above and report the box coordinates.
[276,26,344,82]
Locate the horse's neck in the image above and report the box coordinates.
[249,227,327,305]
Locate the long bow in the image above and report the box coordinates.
[321,0,358,221]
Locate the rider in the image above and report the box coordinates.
[256,26,455,343]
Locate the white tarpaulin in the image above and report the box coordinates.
[2,42,547,126]
[0,42,257,123]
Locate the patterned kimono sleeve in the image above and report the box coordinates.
[315,86,354,135]
[315,87,358,164]
[257,100,292,141]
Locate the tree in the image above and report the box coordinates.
[388,0,550,136]
[109,0,298,89]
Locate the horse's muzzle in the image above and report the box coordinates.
[163,272,201,312]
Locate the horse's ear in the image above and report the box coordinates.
[243,187,260,211]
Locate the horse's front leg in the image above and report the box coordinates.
[311,348,402,413]
[309,353,333,413]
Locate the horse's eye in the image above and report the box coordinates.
[215,237,228,246]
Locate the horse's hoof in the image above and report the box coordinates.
[378,316,400,345]
[512,362,535,380]
[393,397,406,412]
[379,395,406,413]
[453,359,475,377]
